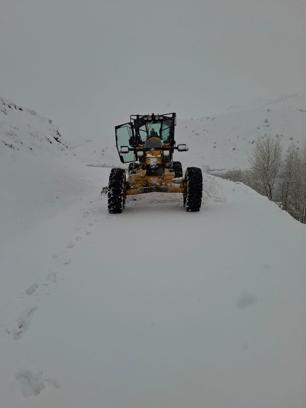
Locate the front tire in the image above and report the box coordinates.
[184,167,203,212]
[108,168,126,214]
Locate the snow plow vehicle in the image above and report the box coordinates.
[107,113,203,213]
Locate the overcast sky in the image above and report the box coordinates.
[1,0,305,143]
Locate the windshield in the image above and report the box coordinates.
[137,121,171,143]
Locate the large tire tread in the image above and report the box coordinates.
[184,167,203,212]
[108,168,126,214]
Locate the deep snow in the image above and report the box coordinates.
[1,98,306,407]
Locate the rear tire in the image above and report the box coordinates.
[108,168,126,214]
[184,167,203,212]
[172,161,183,177]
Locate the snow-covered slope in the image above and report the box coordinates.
[0,97,306,407]
[0,97,94,244]
[0,97,67,154]
[176,94,306,170]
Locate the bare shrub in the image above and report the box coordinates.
[249,135,282,200]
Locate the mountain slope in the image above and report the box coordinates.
[0,97,94,244]
[0,97,68,154]
[176,94,306,170]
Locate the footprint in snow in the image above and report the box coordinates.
[263,264,271,270]
[66,242,75,249]
[62,257,71,266]
[236,292,258,310]
[9,307,38,340]
[42,271,57,287]
[25,283,39,296]
[15,370,60,397]
[47,272,57,283]
[75,235,82,242]
[52,251,65,259]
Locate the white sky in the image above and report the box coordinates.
[0,0,305,143]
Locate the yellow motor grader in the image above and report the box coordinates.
[107,113,202,213]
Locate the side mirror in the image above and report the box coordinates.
[119,146,130,154]
[177,144,188,152]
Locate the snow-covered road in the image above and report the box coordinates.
[1,162,306,408]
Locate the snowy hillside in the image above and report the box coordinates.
[0,97,94,244]
[0,97,306,407]
[0,97,67,154]
[176,94,306,171]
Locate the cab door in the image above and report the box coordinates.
[115,123,135,163]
